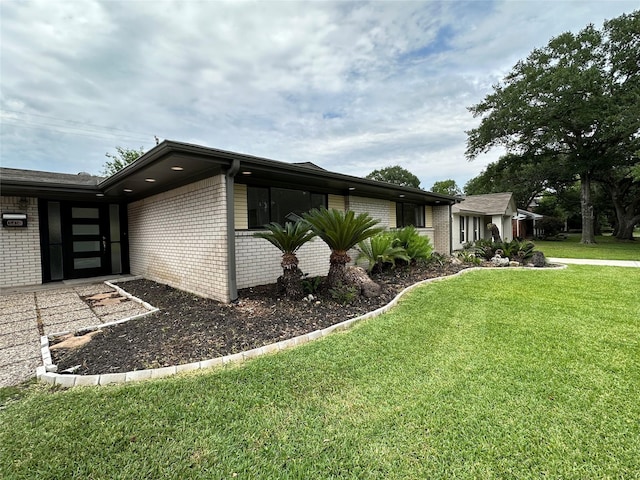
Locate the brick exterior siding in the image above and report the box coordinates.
[235,195,399,289]
[128,176,230,302]
[0,196,42,288]
[348,196,393,227]
[431,205,451,254]
[235,233,331,289]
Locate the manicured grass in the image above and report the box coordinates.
[535,233,640,260]
[2,267,639,478]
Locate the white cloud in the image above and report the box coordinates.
[1,0,636,188]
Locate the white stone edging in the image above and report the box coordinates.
[38,265,566,388]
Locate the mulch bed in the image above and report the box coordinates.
[51,262,473,375]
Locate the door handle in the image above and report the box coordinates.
[102,236,107,252]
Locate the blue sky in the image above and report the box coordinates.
[0,0,635,190]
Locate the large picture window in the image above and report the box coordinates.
[396,203,425,228]
[247,186,326,228]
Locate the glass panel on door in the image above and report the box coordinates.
[68,206,106,278]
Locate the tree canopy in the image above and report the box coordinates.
[102,146,145,176]
[430,179,461,196]
[464,153,573,209]
[466,10,640,242]
[365,165,421,188]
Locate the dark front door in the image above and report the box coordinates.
[40,200,127,282]
[64,204,109,279]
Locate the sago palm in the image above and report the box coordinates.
[253,220,316,298]
[357,233,410,273]
[303,208,383,288]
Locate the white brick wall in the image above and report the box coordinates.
[348,196,393,228]
[432,205,451,254]
[0,196,42,288]
[236,195,394,289]
[128,176,230,302]
[235,233,330,289]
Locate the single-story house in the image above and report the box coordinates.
[1,140,456,302]
[513,209,544,239]
[451,192,517,250]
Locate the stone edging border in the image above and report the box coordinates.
[37,265,566,388]
[36,280,159,382]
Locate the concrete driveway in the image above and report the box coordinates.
[0,278,152,388]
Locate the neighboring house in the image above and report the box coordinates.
[451,192,517,250]
[1,140,456,302]
[513,209,544,239]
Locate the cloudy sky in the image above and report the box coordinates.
[1,0,636,190]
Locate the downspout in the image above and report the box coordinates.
[225,159,240,302]
[449,203,453,255]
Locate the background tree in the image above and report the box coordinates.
[466,11,640,244]
[602,165,640,239]
[430,179,461,196]
[464,153,573,209]
[102,146,145,176]
[365,165,421,188]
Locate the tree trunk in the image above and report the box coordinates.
[326,251,350,289]
[279,267,303,298]
[580,172,596,244]
[279,253,303,298]
[608,178,640,241]
[616,220,639,241]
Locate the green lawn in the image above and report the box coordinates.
[2,267,639,479]
[535,233,640,260]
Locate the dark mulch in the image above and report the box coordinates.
[51,262,472,375]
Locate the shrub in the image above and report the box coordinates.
[537,216,565,238]
[301,275,323,295]
[426,252,449,267]
[500,239,536,261]
[455,250,482,265]
[391,226,433,262]
[356,233,410,273]
[329,282,359,305]
[473,239,536,261]
[473,239,497,260]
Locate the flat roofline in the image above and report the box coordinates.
[2,140,458,205]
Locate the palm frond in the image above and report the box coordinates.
[253,221,316,254]
[303,208,384,252]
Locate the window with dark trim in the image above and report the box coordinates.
[247,186,327,228]
[459,216,466,243]
[396,203,425,228]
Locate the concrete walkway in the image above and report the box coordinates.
[548,257,640,268]
[0,278,152,388]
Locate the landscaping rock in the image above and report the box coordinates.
[531,251,546,267]
[491,254,510,267]
[345,266,381,298]
[50,330,101,350]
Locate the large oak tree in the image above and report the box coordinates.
[466,11,640,243]
[365,165,421,188]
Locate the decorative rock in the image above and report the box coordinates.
[345,266,381,298]
[509,261,520,267]
[451,256,463,265]
[491,254,510,267]
[531,251,546,267]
